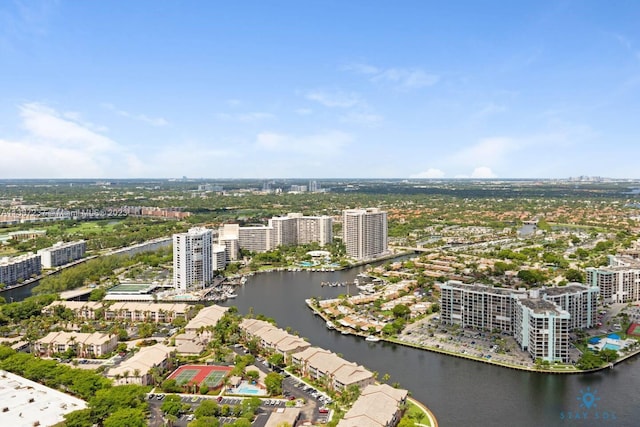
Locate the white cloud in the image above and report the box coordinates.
[255,130,352,155]
[470,166,497,179]
[451,137,518,168]
[20,103,116,151]
[347,62,439,89]
[470,103,507,121]
[372,68,439,89]
[1,103,142,178]
[305,90,362,108]
[102,103,168,127]
[340,112,383,126]
[216,112,275,122]
[411,168,445,179]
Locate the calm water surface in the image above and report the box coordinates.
[3,266,637,426]
[222,268,639,427]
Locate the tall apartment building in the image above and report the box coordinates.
[37,240,86,268]
[514,297,571,362]
[342,208,388,260]
[212,244,227,271]
[0,253,41,287]
[269,213,333,247]
[539,284,598,329]
[440,282,526,333]
[238,225,274,253]
[440,281,598,363]
[218,224,240,261]
[586,255,640,303]
[173,227,213,290]
[218,213,333,255]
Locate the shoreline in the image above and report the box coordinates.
[305,299,640,375]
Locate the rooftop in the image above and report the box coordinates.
[0,370,87,427]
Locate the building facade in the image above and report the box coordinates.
[0,253,41,287]
[514,298,571,362]
[342,208,388,260]
[441,280,598,362]
[586,255,640,303]
[173,227,214,290]
[37,240,86,268]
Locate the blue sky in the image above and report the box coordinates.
[1,1,640,179]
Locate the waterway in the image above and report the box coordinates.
[3,265,639,425]
[220,268,639,427]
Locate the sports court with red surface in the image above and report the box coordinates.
[627,323,640,337]
[167,365,232,388]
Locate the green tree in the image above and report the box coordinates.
[392,304,411,319]
[565,269,585,283]
[103,408,147,427]
[63,409,93,427]
[189,417,219,427]
[264,372,283,395]
[195,399,219,418]
[161,394,183,417]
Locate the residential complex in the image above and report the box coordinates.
[240,318,311,358]
[342,208,388,260]
[440,281,598,362]
[173,227,215,290]
[270,213,332,247]
[37,240,86,268]
[513,298,570,363]
[337,383,408,427]
[291,347,375,392]
[43,301,194,323]
[217,213,333,254]
[0,253,41,287]
[34,332,118,358]
[586,254,640,303]
[106,343,175,386]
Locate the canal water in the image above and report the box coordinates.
[221,268,639,427]
[4,265,638,425]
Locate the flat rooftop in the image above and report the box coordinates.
[0,370,87,427]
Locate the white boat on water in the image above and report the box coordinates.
[226,293,238,299]
[341,330,351,335]
[326,321,336,330]
[365,335,381,342]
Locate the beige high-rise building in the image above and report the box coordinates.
[342,208,388,260]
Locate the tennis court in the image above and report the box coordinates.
[167,365,232,389]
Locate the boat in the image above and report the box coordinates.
[225,293,238,299]
[365,335,381,342]
[326,321,336,330]
[341,330,351,335]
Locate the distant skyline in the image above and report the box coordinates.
[1,1,639,179]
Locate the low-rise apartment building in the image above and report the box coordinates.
[239,318,310,358]
[106,344,175,386]
[291,346,374,392]
[34,332,117,358]
[337,383,408,427]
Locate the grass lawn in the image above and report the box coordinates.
[64,220,121,235]
[402,400,431,426]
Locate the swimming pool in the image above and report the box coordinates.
[235,382,266,396]
[603,343,621,351]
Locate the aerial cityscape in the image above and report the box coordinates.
[2,1,640,427]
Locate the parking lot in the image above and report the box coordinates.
[400,316,538,367]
